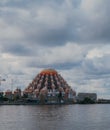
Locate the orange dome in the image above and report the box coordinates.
[40,69,57,75]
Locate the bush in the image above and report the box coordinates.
[79,97,95,104]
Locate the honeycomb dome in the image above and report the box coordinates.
[24,68,76,97]
[40,69,57,75]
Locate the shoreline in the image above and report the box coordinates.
[0,102,110,105]
[0,102,75,105]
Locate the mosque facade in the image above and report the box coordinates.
[23,69,76,104]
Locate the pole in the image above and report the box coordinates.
[0,76,6,91]
[0,76,1,88]
[11,79,13,92]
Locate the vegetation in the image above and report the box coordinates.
[79,97,95,104]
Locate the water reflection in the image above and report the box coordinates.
[0,105,110,130]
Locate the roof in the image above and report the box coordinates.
[40,69,58,75]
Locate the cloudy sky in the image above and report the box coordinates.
[0,0,110,98]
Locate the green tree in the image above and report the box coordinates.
[80,97,95,104]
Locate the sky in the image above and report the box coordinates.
[0,0,110,98]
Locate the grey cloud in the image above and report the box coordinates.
[0,1,83,47]
[0,0,110,47]
[20,42,86,69]
[26,26,74,46]
[82,54,110,75]
[0,0,110,98]
[27,61,82,70]
[1,43,33,56]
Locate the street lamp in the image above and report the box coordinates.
[0,76,6,91]
[11,79,13,92]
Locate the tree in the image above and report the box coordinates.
[79,97,95,104]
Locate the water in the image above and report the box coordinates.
[0,104,110,130]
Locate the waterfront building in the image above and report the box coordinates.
[0,91,3,97]
[13,88,21,99]
[97,99,110,103]
[5,90,13,100]
[23,89,34,99]
[77,93,97,102]
[0,91,3,100]
[24,69,76,103]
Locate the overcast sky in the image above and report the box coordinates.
[0,0,110,98]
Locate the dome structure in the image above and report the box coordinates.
[40,69,57,75]
[24,69,76,102]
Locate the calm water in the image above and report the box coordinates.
[0,104,110,130]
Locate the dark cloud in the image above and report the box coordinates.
[1,43,33,56]
[0,0,110,47]
[25,26,75,46]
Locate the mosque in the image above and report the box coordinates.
[24,69,76,104]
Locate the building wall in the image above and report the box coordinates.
[77,93,97,102]
[5,93,13,100]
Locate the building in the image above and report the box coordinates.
[13,88,21,99]
[97,99,110,103]
[77,93,97,102]
[5,90,13,100]
[23,89,34,99]
[0,91,3,97]
[23,69,76,103]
